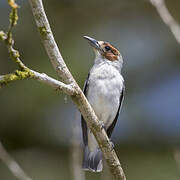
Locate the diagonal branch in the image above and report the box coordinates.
[29,0,126,179]
[0,141,32,180]
[150,0,180,44]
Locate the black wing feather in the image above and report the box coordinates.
[107,86,125,138]
[81,73,90,146]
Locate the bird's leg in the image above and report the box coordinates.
[98,121,114,150]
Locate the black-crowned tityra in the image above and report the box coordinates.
[81,36,125,172]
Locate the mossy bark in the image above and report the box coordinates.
[0,70,35,87]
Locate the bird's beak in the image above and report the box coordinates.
[83,36,103,53]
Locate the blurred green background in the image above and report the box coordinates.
[0,0,180,179]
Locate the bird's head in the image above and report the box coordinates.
[83,36,122,62]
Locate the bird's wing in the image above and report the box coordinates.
[81,73,90,146]
[107,85,125,138]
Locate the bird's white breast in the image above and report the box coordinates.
[86,62,124,151]
[87,63,124,123]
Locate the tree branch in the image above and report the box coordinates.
[150,0,180,44]
[29,0,126,179]
[0,70,34,87]
[32,70,76,95]
[0,141,32,180]
[0,70,76,96]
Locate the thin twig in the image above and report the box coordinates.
[0,141,32,180]
[29,0,126,179]
[150,0,180,44]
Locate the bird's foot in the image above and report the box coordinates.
[99,121,105,130]
[109,140,114,151]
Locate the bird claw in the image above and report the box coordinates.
[109,140,114,151]
[99,121,105,130]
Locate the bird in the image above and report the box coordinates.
[81,36,125,172]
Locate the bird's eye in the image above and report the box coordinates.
[105,46,111,51]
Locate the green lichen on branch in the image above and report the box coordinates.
[0,0,34,88]
[9,48,20,59]
[0,69,35,87]
[38,26,49,39]
[8,0,19,27]
[9,8,18,27]
[0,31,7,41]
[6,0,19,44]
[9,48,21,64]
[15,69,34,79]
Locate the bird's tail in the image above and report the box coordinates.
[82,146,103,172]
